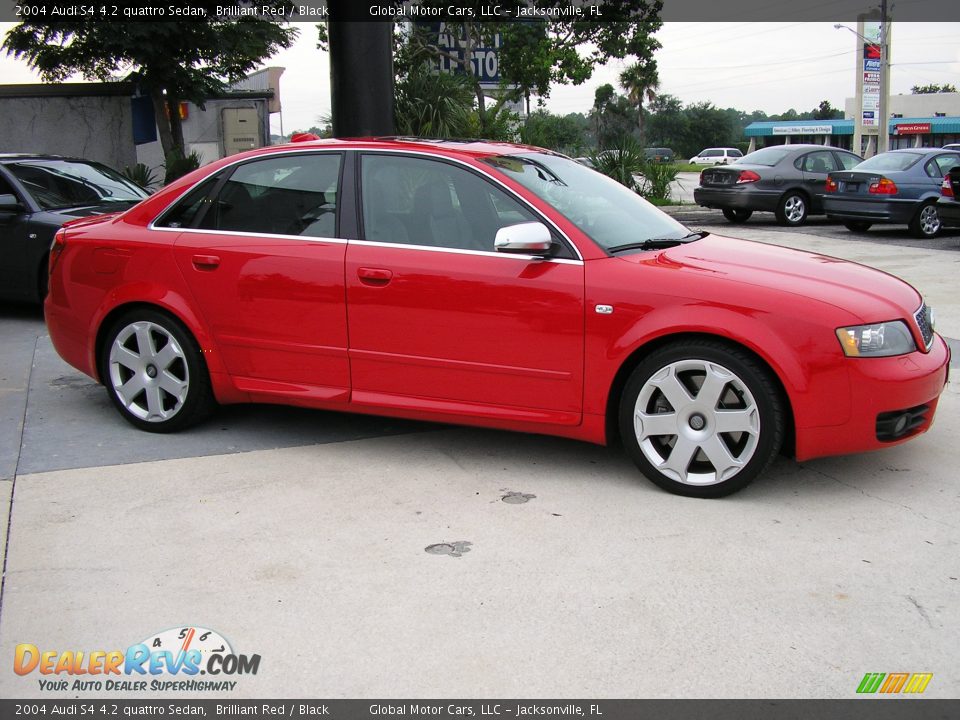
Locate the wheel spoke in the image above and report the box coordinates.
[158,370,187,399]
[135,325,156,358]
[661,435,698,478]
[635,410,679,438]
[113,345,143,372]
[651,366,693,412]
[714,407,759,434]
[154,341,182,370]
[700,435,745,480]
[117,375,146,406]
[144,386,166,419]
[696,363,730,409]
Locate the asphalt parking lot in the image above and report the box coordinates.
[0,222,957,699]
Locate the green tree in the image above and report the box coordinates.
[911,83,958,94]
[812,100,842,120]
[590,85,639,149]
[3,8,297,157]
[520,110,589,154]
[619,60,659,146]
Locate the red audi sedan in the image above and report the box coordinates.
[45,138,950,498]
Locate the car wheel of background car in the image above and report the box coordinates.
[843,221,873,232]
[775,192,808,226]
[618,339,785,498]
[101,309,215,433]
[722,208,753,223]
[908,201,942,238]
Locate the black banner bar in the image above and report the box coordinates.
[2,700,960,720]
[2,0,960,23]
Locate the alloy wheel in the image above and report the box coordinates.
[108,321,190,422]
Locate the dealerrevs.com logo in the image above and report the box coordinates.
[14,626,260,692]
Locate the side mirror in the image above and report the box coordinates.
[0,194,21,212]
[494,222,552,255]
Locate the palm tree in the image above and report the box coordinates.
[619,61,660,147]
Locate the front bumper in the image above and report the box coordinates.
[694,186,781,212]
[823,196,918,224]
[795,334,950,461]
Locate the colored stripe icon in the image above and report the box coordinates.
[857,672,933,694]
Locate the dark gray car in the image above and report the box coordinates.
[693,144,862,226]
[0,154,148,303]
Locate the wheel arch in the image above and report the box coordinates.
[603,331,796,457]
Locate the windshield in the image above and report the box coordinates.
[854,152,923,172]
[7,160,148,210]
[482,153,692,251]
[737,146,791,167]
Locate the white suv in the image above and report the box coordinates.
[689,147,743,165]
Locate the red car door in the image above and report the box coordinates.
[169,152,350,401]
[346,152,585,426]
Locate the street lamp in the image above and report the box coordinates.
[835,11,891,155]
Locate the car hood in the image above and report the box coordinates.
[618,235,922,323]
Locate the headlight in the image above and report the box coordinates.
[836,321,916,357]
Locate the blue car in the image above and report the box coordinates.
[823,148,960,238]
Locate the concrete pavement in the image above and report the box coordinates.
[0,224,957,699]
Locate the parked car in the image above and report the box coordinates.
[689,148,743,165]
[45,139,949,498]
[645,147,675,164]
[0,154,148,303]
[824,148,960,238]
[941,143,960,152]
[694,144,863,226]
[936,165,960,228]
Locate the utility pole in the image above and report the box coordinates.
[878,0,890,153]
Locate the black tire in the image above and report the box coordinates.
[722,208,753,223]
[775,191,808,226]
[908,201,941,239]
[618,339,785,498]
[100,308,215,433]
[843,221,872,232]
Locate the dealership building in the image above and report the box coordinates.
[744,92,960,154]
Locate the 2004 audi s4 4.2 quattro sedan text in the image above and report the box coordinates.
[44,138,950,498]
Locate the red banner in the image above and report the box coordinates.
[894,123,931,135]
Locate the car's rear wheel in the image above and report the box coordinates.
[722,208,753,223]
[843,221,873,232]
[618,340,785,498]
[101,309,215,432]
[909,201,941,238]
[775,192,808,226]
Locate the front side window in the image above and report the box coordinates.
[6,160,147,210]
[728,149,743,158]
[835,152,861,170]
[483,153,691,252]
[360,154,539,252]
[198,153,341,237]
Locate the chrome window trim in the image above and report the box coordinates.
[348,239,582,265]
[146,146,584,262]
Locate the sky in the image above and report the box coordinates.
[1,21,959,135]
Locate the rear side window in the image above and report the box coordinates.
[702,149,720,157]
[856,152,922,172]
[198,153,342,237]
[728,149,743,158]
[155,176,220,228]
[927,154,960,177]
[835,152,861,170]
[800,151,837,174]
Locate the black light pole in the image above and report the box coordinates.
[328,18,396,137]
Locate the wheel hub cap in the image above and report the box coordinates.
[108,321,190,423]
[689,413,706,431]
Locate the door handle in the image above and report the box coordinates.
[357,267,393,285]
[192,254,220,270]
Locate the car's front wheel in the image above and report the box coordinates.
[722,208,753,223]
[618,340,785,498]
[775,192,808,226]
[909,201,941,238]
[101,309,215,432]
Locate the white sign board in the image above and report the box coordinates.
[772,125,834,135]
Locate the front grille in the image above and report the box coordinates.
[876,404,930,442]
[914,302,933,349]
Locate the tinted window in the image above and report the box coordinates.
[728,149,743,157]
[6,160,147,210]
[800,151,837,174]
[740,147,792,166]
[155,176,220,228]
[199,153,341,237]
[856,152,922,172]
[932,154,960,176]
[835,152,861,170]
[702,150,721,157]
[483,153,691,252]
[360,154,538,252]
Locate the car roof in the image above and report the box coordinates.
[276,136,556,159]
[0,153,86,163]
